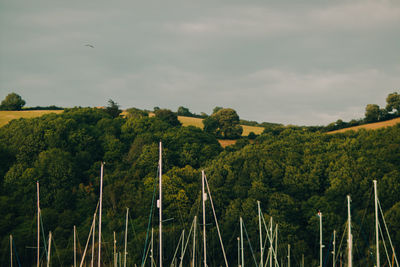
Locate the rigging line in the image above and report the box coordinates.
[141,165,159,266]
[355,187,373,246]
[128,212,139,246]
[50,234,63,266]
[378,198,399,267]
[323,232,334,267]
[335,222,347,264]
[204,174,229,267]
[379,221,392,267]
[169,230,184,267]
[39,212,48,259]
[180,218,195,267]
[12,237,22,267]
[242,219,259,267]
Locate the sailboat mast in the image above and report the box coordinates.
[275,224,278,267]
[37,181,40,267]
[47,232,52,267]
[98,162,104,267]
[124,208,129,267]
[347,195,352,267]
[159,141,163,267]
[374,180,380,267]
[151,228,154,267]
[237,237,240,267]
[193,216,197,267]
[202,170,207,267]
[333,230,336,267]
[114,231,117,267]
[269,217,273,267]
[258,201,263,267]
[91,211,96,267]
[10,235,13,267]
[319,211,323,267]
[240,217,244,267]
[74,225,77,267]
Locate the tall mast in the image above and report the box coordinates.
[91,210,96,267]
[151,228,154,267]
[98,162,104,267]
[159,141,163,267]
[10,235,13,267]
[287,244,290,267]
[74,225,77,267]
[37,181,40,267]
[237,237,240,267]
[275,224,278,267]
[202,170,207,267]
[258,201,263,267]
[240,217,244,267]
[193,216,197,267]
[124,208,129,267]
[347,195,352,267]
[47,232,52,267]
[114,231,117,267]
[318,211,323,267]
[269,217,273,267]
[374,180,380,267]
[179,230,184,267]
[332,230,336,267]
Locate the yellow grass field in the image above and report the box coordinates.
[0,110,64,127]
[328,117,400,134]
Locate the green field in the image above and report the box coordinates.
[0,110,63,127]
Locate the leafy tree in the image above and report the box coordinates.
[0,92,26,110]
[154,109,181,126]
[105,99,121,118]
[125,107,148,119]
[212,106,223,114]
[204,108,243,139]
[386,92,400,114]
[177,106,192,116]
[365,104,380,122]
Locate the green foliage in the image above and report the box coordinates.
[177,106,192,116]
[365,104,381,122]
[105,99,122,118]
[125,107,148,119]
[0,107,400,266]
[386,92,400,114]
[203,108,243,139]
[154,108,181,127]
[0,92,26,110]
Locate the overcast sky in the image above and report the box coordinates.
[1,0,399,125]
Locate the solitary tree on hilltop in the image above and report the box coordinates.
[0,92,26,110]
[203,108,243,139]
[386,92,400,114]
[155,108,181,126]
[365,104,380,123]
[105,99,122,118]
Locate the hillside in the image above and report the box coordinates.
[0,110,63,127]
[0,108,399,266]
[1,110,265,136]
[328,117,400,134]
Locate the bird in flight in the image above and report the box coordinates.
[85,44,94,48]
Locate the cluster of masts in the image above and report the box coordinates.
[8,141,399,267]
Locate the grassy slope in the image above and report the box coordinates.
[0,110,64,127]
[178,116,264,135]
[328,117,400,134]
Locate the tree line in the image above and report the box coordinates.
[0,105,399,266]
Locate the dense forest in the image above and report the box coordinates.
[0,107,399,266]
